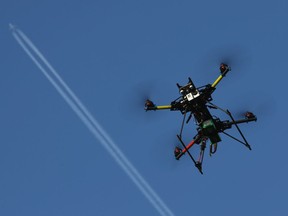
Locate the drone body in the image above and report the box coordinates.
[145,64,257,174]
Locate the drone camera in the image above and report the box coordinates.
[178,78,200,101]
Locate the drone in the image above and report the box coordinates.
[144,63,257,174]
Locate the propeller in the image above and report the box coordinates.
[192,45,253,82]
[125,80,155,110]
[229,89,276,123]
[137,87,153,110]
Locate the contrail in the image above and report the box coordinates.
[11,25,174,216]
[15,28,174,216]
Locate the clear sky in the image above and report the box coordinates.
[1,0,288,215]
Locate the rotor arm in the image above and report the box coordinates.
[144,99,172,111]
[226,116,257,127]
[175,135,199,160]
[145,99,186,111]
[211,63,231,89]
[216,116,257,132]
[175,135,203,174]
[145,105,172,111]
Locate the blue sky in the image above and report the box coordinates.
[1,0,288,215]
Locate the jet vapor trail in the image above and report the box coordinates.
[11,25,174,216]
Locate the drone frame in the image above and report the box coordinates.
[145,64,257,174]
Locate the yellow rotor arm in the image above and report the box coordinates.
[154,105,172,110]
[211,74,224,88]
[211,63,231,89]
